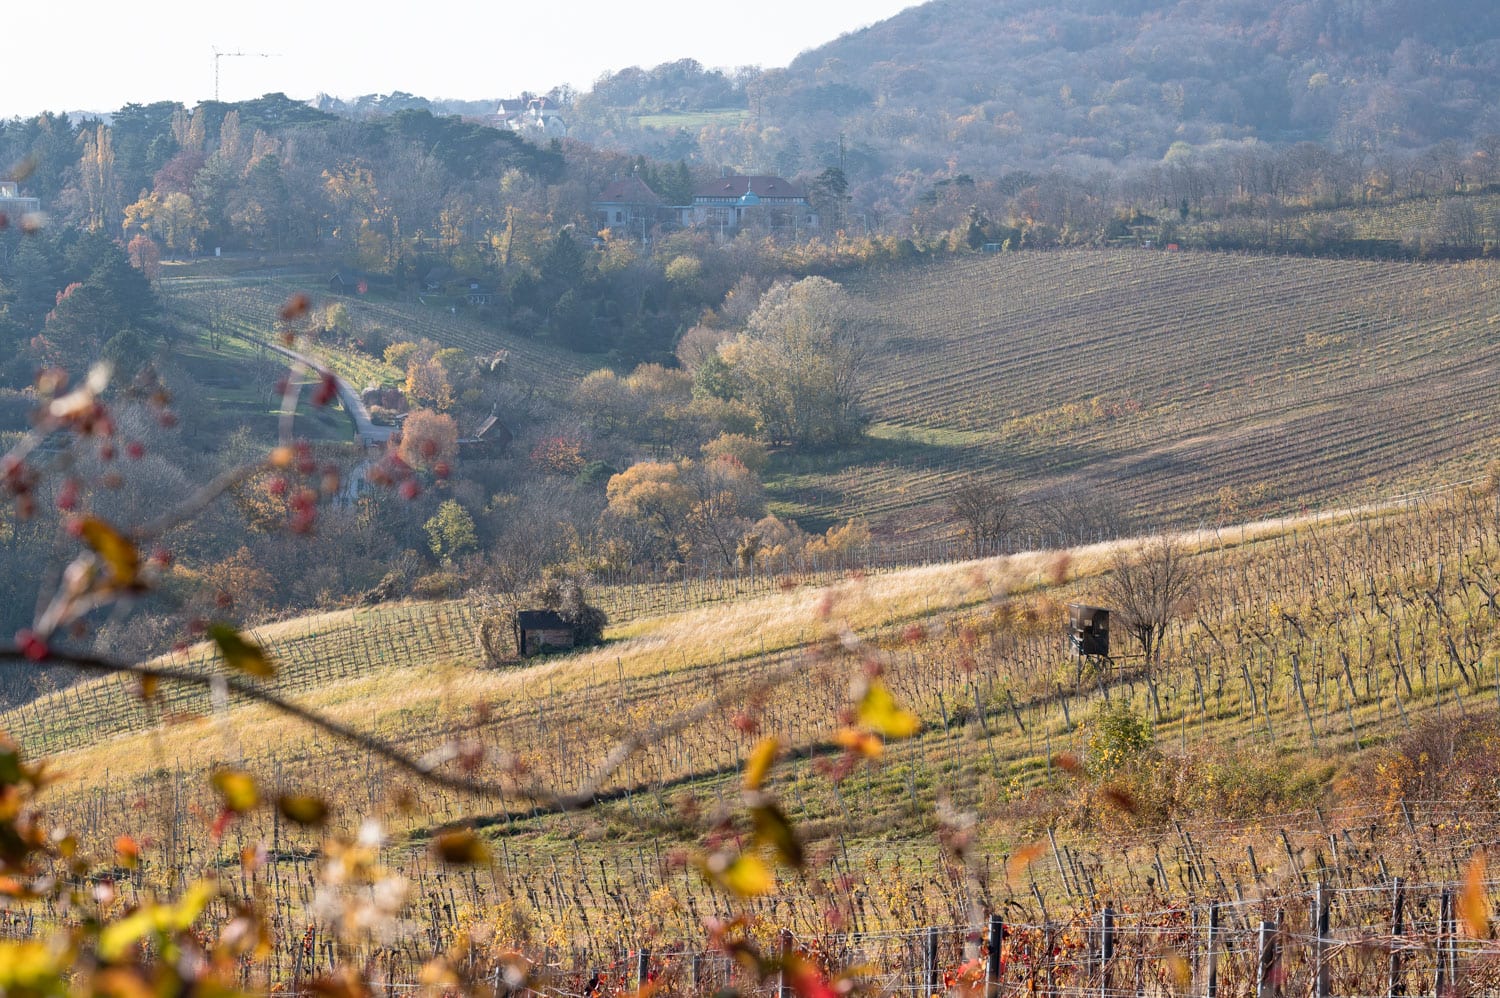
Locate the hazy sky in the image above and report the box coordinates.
[3,1,917,118]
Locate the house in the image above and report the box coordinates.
[514,610,575,657]
[422,265,454,293]
[462,278,494,306]
[0,181,41,230]
[682,175,818,236]
[593,176,669,236]
[329,269,364,295]
[459,410,513,456]
[495,97,567,139]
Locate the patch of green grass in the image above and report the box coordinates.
[633,108,749,130]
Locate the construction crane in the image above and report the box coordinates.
[212,47,278,102]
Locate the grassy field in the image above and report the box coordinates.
[767,250,1500,538]
[633,108,749,131]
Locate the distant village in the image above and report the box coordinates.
[488,98,818,241]
[592,173,818,240]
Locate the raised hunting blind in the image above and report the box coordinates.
[1068,603,1110,657]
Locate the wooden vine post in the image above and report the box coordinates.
[1099,905,1116,998]
[1256,919,1277,998]
[1388,877,1405,998]
[986,914,1004,997]
[1312,881,1331,998]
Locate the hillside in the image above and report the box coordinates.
[766,249,1500,539]
[781,0,1500,166]
[11,491,1500,988]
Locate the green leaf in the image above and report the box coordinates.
[208,623,276,678]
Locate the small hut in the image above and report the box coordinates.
[514,610,575,657]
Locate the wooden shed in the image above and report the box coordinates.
[514,610,575,657]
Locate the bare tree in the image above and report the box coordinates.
[950,474,1017,557]
[1099,534,1198,678]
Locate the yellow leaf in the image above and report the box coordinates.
[857,679,920,738]
[0,939,64,988]
[277,794,329,827]
[744,736,779,791]
[433,829,490,865]
[208,623,276,678]
[751,802,804,868]
[834,727,884,758]
[78,517,141,590]
[1461,850,1491,938]
[211,768,260,813]
[99,910,155,962]
[1163,951,1191,992]
[708,852,776,897]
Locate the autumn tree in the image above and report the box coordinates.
[1099,534,1198,679]
[723,276,867,448]
[425,499,478,563]
[398,409,458,473]
[950,474,1017,557]
[605,456,763,568]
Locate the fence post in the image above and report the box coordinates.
[926,925,940,997]
[635,948,650,993]
[1205,901,1220,998]
[1100,905,1116,998]
[1313,881,1331,998]
[1256,920,1277,998]
[780,930,794,998]
[1388,877,1405,998]
[1436,890,1451,998]
[692,953,703,994]
[986,914,1004,997]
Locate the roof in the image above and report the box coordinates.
[693,175,808,201]
[596,176,664,205]
[516,609,570,630]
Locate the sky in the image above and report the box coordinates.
[2,1,919,119]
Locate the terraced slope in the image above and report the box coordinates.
[772,250,1500,535]
[163,277,589,395]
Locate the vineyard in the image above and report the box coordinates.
[161,276,590,397]
[771,250,1500,537]
[12,488,1500,991]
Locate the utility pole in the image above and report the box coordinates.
[212,47,278,102]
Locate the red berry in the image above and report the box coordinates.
[15,629,47,661]
[125,441,146,460]
[267,476,288,497]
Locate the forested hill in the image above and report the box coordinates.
[778,0,1500,165]
[563,0,1500,217]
